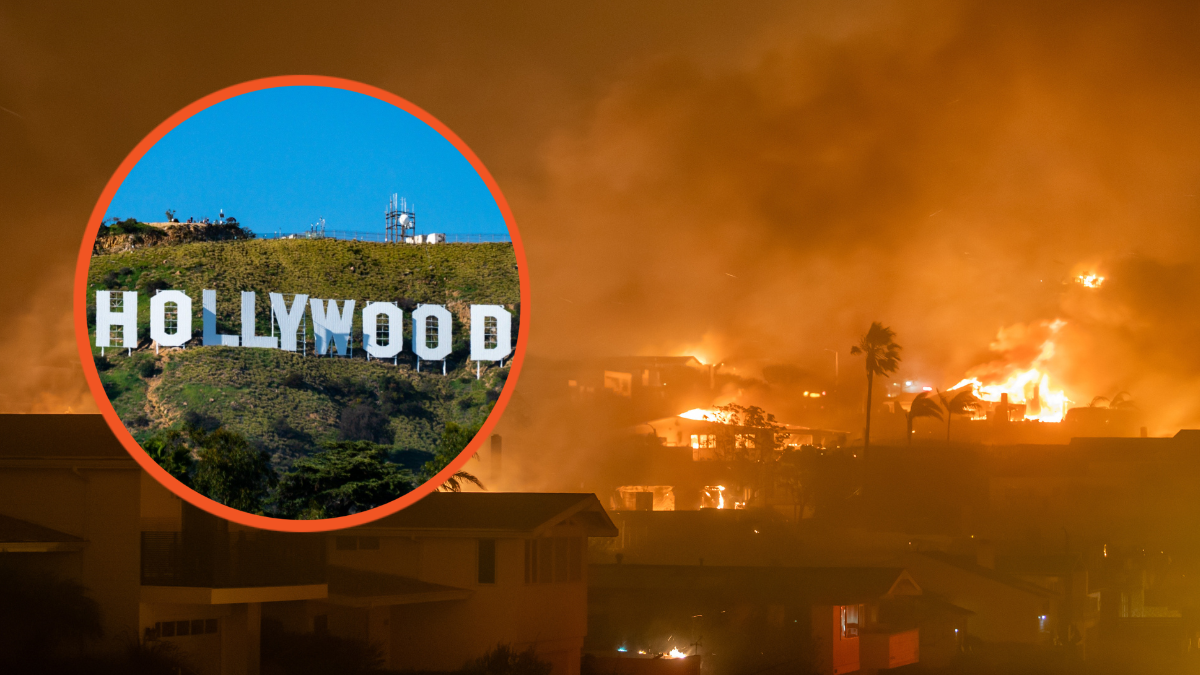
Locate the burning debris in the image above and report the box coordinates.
[615,486,676,511]
[700,486,727,510]
[948,319,1072,423]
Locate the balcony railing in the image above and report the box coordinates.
[141,530,325,588]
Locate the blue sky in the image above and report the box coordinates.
[105,86,509,239]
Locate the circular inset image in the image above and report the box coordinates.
[74,76,528,531]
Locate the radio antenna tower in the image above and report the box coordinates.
[384,193,416,243]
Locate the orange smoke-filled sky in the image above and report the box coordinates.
[5,1,1200,429]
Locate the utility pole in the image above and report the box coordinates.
[824,348,839,389]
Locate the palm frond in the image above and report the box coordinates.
[908,392,944,421]
[1110,391,1137,410]
[439,470,486,493]
[853,321,903,376]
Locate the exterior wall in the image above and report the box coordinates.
[0,461,141,648]
[139,601,230,675]
[860,628,919,671]
[328,531,588,675]
[902,554,1049,644]
[811,605,860,675]
[140,471,182,531]
[328,534,420,576]
[222,602,261,675]
[915,609,968,668]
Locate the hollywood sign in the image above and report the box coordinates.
[94,290,513,362]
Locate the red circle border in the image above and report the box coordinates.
[73,75,531,532]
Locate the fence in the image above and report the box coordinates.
[264,229,509,244]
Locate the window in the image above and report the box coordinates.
[524,536,585,583]
[484,316,498,349]
[314,614,328,635]
[425,315,439,349]
[691,434,717,460]
[335,536,357,550]
[153,618,218,639]
[840,604,862,638]
[478,539,496,584]
[358,536,380,550]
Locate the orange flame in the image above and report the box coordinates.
[679,408,722,421]
[950,319,1072,423]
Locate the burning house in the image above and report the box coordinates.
[566,356,717,416]
[608,405,848,516]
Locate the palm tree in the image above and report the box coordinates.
[905,392,943,445]
[850,322,902,453]
[1090,391,1136,410]
[937,388,983,445]
[439,470,485,492]
[1109,391,1137,410]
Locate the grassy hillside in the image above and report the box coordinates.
[88,237,519,321]
[88,238,518,469]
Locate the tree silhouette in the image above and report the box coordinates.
[422,421,486,492]
[849,322,901,453]
[905,391,943,445]
[190,427,278,514]
[709,403,792,507]
[0,561,102,664]
[937,388,983,445]
[273,441,416,519]
[1110,391,1137,410]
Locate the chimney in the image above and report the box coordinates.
[1140,427,1148,438]
[975,539,995,569]
[490,434,502,482]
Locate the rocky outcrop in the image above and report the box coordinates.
[92,222,254,255]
